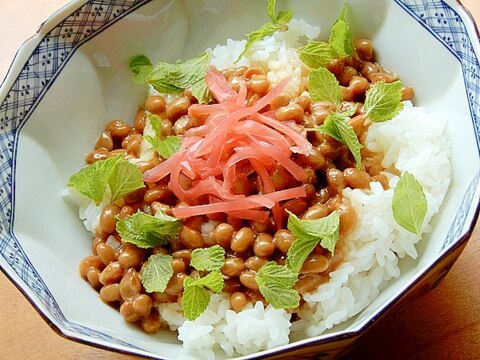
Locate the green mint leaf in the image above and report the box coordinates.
[318,113,363,168]
[276,10,293,24]
[298,41,333,69]
[259,282,300,309]
[256,262,300,309]
[182,278,210,321]
[237,22,287,62]
[116,210,180,248]
[191,270,225,292]
[67,155,144,205]
[329,5,355,58]
[145,114,181,159]
[392,172,427,237]
[286,211,340,273]
[190,245,226,272]
[146,51,210,104]
[339,4,349,22]
[363,81,404,122]
[129,55,153,85]
[181,271,225,320]
[236,0,293,62]
[267,0,276,21]
[256,262,298,288]
[309,67,342,107]
[107,158,145,202]
[190,78,212,105]
[140,254,173,293]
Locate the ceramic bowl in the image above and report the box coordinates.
[0,0,479,359]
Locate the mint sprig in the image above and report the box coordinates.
[116,210,180,249]
[329,5,356,59]
[67,155,144,205]
[363,81,404,122]
[298,5,355,69]
[182,270,225,320]
[130,51,211,104]
[129,55,153,84]
[145,113,181,159]
[317,112,363,168]
[309,67,342,107]
[286,210,340,274]
[392,172,427,237]
[256,262,300,309]
[298,41,333,69]
[140,254,174,293]
[190,245,226,272]
[236,0,293,61]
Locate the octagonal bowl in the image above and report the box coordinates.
[0,0,479,359]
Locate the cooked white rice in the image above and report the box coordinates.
[67,18,451,359]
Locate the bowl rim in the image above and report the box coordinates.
[0,0,479,359]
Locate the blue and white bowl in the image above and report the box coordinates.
[0,0,479,359]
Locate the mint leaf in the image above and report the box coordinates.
[107,159,145,202]
[190,79,211,107]
[182,278,210,321]
[140,254,174,293]
[67,155,144,205]
[145,114,181,159]
[259,282,300,309]
[267,0,276,21]
[319,113,363,168]
[309,67,342,107]
[298,41,332,69]
[392,172,427,237]
[146,51,211,104]
[257,262,297,288]
[116,210,180,248]
[363,81,404,122]
[192,270,225,292]
[190,245,226,272]
[182,271,225,320]
[256,262,299,309]
[236,1,293,61]
[286,211,340,273]
[329,5,355,58]
[129,55,153,84]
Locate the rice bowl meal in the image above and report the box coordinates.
[60,1,454,358]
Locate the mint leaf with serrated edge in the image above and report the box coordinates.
[129,55,153,85]
[256,262,300,309]
[192,270,225,292]
[181,271,225,320]
[146,51,211,104]
[286,210,340,273]
[140,254,173,293]
[116,210,180,249]
[363,81,404,122]
[67,155,144,205]
[392,171,427,237]
[329,5,356,58]
[107,158,145,202]
[236,0,293,62]
[267,0,276,21]
[190,245,226,272]
[298,41,333,69]
[182,278,211,321]
[309,67,342,107]
[145,114,181,159]
[315,112,363,168]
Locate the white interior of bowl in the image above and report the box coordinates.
[8,0,480,359]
